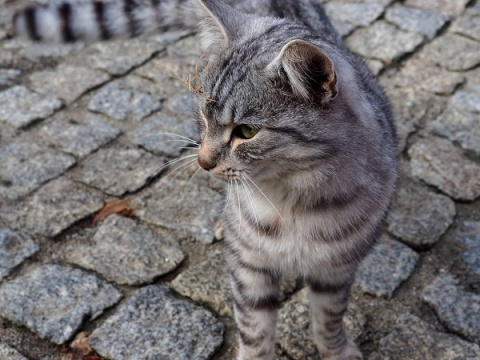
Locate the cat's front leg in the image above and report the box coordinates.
[307,279,362,360]
[227,254,279,360]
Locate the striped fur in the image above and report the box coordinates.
[13,1,398,359]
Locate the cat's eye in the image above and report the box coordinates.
[233,125,259,139]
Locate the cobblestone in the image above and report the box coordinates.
[129,112,199,158]
[409,137,480,201]
[70,146,162,196]
[0,229,38,281]
[455,221,480,276]
[0,68,20,87]
[88,80,162,122]
[385,5,449,39]
[90,286,224,360]
[0,178,104,238]
[324,2,384,27]
[431,105,480,156]
[451,13,480,42]
[83,39,164,76]
[422,275,480,344]
[40,113,121,158]
[0,86,63,128]
[0,264,122,345]
[133,176,224,244]
[29,64,110,104]
[347,21,424,62]
[67,215,185,285]
[0,141,76,201]
[381,59,465,95]
[0,342,27,360]
[370,313,480,360]
[419,33,480,71]
[404,0,469,17]
[387,177,456,248]
[355,236,419,298]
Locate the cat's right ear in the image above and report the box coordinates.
[267,39,338,104]
[196,0,250,53]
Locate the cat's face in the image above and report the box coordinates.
[193,0,338,184]
[194,48,336,184]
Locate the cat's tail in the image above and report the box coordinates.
[12,0,197,42]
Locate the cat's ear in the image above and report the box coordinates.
[268,39,338,103]
[197,0,249,51]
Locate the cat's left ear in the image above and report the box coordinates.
[268,39,338,103]
[197,0,249,51]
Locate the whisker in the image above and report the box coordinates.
[143,154,198,189]
[243,174,284,221]
[164,158,198,187]
[234,179,242,239]
[138,132,200,145]
[187,167,202,188]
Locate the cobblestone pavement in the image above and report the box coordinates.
[0,0,480,359]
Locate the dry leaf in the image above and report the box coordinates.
[92,199,135,226]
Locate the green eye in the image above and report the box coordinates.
[234,125,259,139]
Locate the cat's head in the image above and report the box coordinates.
[193,0,344,184]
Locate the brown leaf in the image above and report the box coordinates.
[69,332,104,360]
[92,199,135,226]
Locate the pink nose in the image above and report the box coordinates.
[198,158,216,171]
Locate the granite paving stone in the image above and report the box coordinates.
[67,215,185,286]
[0,342,28,360]
[431,105,480,156]
[422,275,480,344]
[134,57,194,97]
[419,33,480,71]
[355,235,419,298]
[0,142,76,200]
[276,288,366,359]
[404,0,469,17]
[346,21,424,62]
[4,39,84,62]
[0,68,20,87]
[369,313,480,360]
[451,13,480,42]
[0,178,104,238]
[365,59,384,75]
[40,113,121,158]
[0,85,63,128]
[89,286,224,360]
[167,35,203,59]
[451,90,480,114]
[170,247,297,317]
[324,2,384,27]
[0,264,122,345]
[167,91,195,117]
[381,59,465,95]
[329,20,358,38]
[0,229,38,281]
[455,221,480,276]
[129,112,199,157]
[387,178,456,249]
[83,39,164,76]
[133,176,224,244]
[385,5,449,39]
[88,80,162,122]
[409,137,480,201]
[386,87,446,131]
[29,64,110,104]
[71,146,162,196]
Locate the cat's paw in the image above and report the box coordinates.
[318,338,363,360]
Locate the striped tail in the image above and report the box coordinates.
[12,0,196,42]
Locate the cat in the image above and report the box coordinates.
[13,1,398,359]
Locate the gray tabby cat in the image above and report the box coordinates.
[13,1,398,359]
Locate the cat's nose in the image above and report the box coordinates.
[198,157,216,171]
